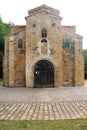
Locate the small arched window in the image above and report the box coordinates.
[41,28,47,38]
[18,39,23,48]
[41,39,47,43]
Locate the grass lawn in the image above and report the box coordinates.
[0,119,87,130]
[0,78,3,82]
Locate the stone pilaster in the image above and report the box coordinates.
[9,36,15,87]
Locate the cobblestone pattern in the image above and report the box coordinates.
[0,101,87,120]
[0,81,87,120]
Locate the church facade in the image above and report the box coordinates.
[3,5,84,87]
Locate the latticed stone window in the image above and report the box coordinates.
[63,37,72,49]
[18,39,23,48]
[41,28,47,37]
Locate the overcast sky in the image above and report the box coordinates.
[0,0,87,49]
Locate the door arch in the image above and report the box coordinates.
[34,60,54,87]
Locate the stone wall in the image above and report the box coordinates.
[62,30,84,86]
[26,12,63,87]
[3,37,9,86]
[3,30,26,87]
[62,49,75,86]
[62,31,74,86]
[74,38,84,86]
[14,30,26,87]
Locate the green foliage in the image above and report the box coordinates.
[83,49,87,78]
[0,15,2,22]
[0,16,11,77]
[0,78,3,82]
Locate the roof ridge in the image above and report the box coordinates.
[5,28,26,38]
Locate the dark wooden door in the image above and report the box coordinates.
[34,60,54,88]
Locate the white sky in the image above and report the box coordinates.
[0,0,87,49]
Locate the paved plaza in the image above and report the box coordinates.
[0,81,87,120]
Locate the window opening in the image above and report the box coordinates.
[41,28,47,37]
[63,37,72,49]
[41,39,47,43]
[18,39,23,48]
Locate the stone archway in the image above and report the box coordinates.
[34,60,54,88]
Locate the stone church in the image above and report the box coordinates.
[3,5,84,87]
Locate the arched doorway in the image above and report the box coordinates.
[34,60,54,87]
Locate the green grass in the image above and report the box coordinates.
[0,78,3,82]
[0,119,87,130]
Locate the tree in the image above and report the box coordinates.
[0,16,11,77]
[83,49,87,79]
[0,15,2,22]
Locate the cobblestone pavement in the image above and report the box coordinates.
[0,101,87,120]
[0,81,87,120]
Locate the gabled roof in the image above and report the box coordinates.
[28,4,60,17]
[62,26,83,39]
[11,25,26,34]
[62,26,76,33]
[4,28,26,38]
